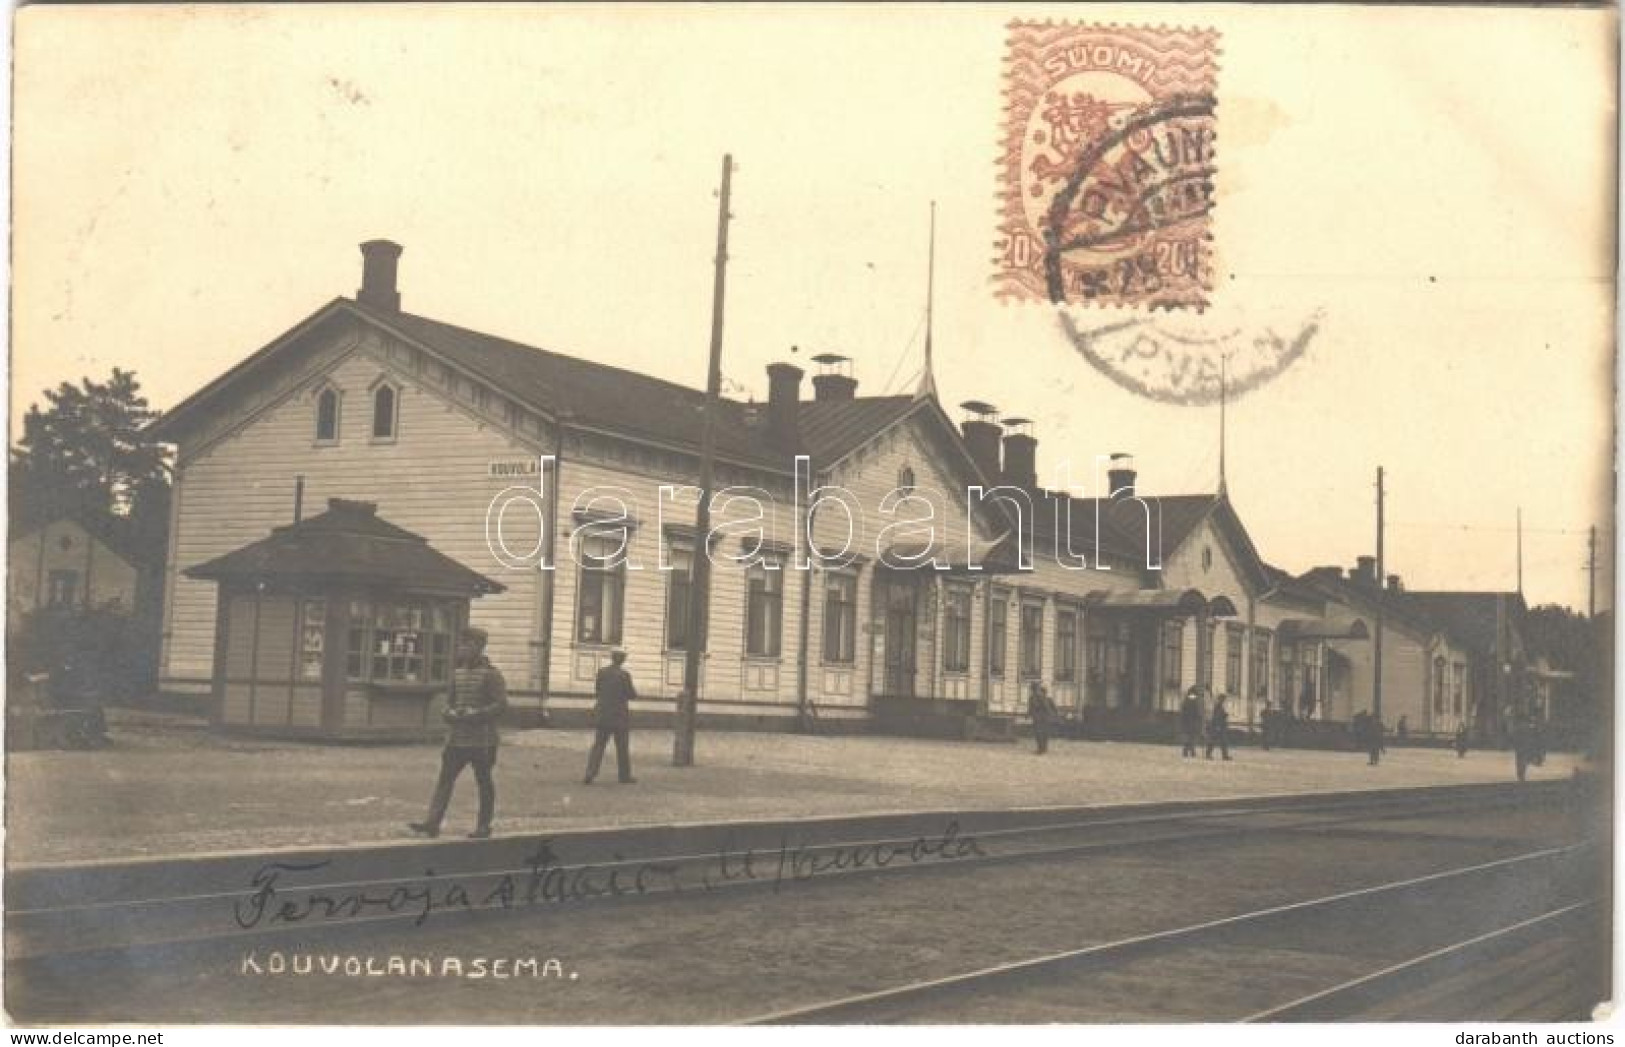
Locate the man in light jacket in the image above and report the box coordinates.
[410,625,508,839]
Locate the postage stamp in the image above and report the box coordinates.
[992,22,1221,311]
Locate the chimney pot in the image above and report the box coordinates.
[1001,418,1037,489]
[959,401,1002,480]
[1107,452,1137,498]
[766,362,804,448]
[1386,573,1403,592]
[357,239,403,312]
[812,374,858,401]
[810,352,857,402]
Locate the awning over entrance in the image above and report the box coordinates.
[1278,617,1370,641]
[1084,588,1235,617]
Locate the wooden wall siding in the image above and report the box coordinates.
[1158,515,1246,705]
[7,520,139,617]
[289,685,323,728]
[344,689,370,728]
[1317,594,1444,728]
[163,347,544,690]
[223,684,252,725]
[541,456,803,705]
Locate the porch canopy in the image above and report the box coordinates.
[1084,588,1238,617]
[1277,617,1370,641]
[186,498,504,597]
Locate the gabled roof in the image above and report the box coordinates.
[1059,491,1271,592]
[1391,591,1527,658]
[148,297,929,474]
[10,507,150,567]
[1296,570,1451,645]
[1261,562,1326,609]
[185,498,504,596]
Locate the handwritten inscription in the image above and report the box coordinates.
[233,821,985,930]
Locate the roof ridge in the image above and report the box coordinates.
[364,300,922,414]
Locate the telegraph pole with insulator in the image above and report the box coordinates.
[1374,466,1385,723]
[674,153,733,768]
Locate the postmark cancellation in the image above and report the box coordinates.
[993,22,1221,311]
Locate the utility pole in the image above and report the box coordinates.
[1587,525,1597,618]
[1373,466,1385,723]
[1516,507,1523,596]
[674,153,733,768]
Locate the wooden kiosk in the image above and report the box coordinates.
[185,498,503,739]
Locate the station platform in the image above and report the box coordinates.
[3,710,1576,865]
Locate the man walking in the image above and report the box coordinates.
[409,625,507,839]
[584,647,637,784]
[1179,686,1203,758]
[1028,681,1057,755]
[1205,691,1232,761]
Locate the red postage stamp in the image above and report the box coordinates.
[992,22,1221,310]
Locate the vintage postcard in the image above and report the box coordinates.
[5,2,1617,1034]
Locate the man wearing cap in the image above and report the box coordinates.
[409,625,508,838]
[584,647,637,784]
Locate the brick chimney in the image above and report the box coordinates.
[1386,573,1404,592]
[1107,453,1137,497]
[810,353,858,402]
[1001,418,1037,489]
[357,240,403,313]
[960,401,1001,481]
[1354,555,1378,586]
[766,362,804,448]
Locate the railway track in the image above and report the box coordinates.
[741,842,1600,1024]
[6,780,1584,964]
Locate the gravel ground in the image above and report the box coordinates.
[6,804,1586,1024]
[4,713,1575,864]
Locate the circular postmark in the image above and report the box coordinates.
[1040,92,1218,310]
[990,22,1320,406]
[1038,91,1322,406]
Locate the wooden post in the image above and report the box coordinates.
[675,154,733,768]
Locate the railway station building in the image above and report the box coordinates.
[146,241,1486,740]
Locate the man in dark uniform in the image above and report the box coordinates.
[1179,687,1203,758]
[584,647,637,784]
[409,625,507,839]
[1028,681,1057,755]
[1205,691,1232,761]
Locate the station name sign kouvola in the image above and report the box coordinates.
[488,458,541,479]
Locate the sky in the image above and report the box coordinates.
[10,3,1617,612]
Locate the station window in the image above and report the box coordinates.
[372,383,398,440]
[944,586,972,673]
[315,387,340,443]
[345,599,452,684]
[665,542,694,651]
[823,573,857,664]
[1251,628,1272,701]
[1055,608,1077,682]
[988,592,1008,677]
[1162,621,1184,692]
[577,532,627,645]
[1020,600,1044,679]
[1225,623,1244,695]
[745,557,784,658]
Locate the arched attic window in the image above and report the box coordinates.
[314,385,341,444]
[371,379,400,441]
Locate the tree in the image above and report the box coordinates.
[9,368,170,530]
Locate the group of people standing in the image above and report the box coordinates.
[407,627,639,839]
[1179,686,1232,760]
